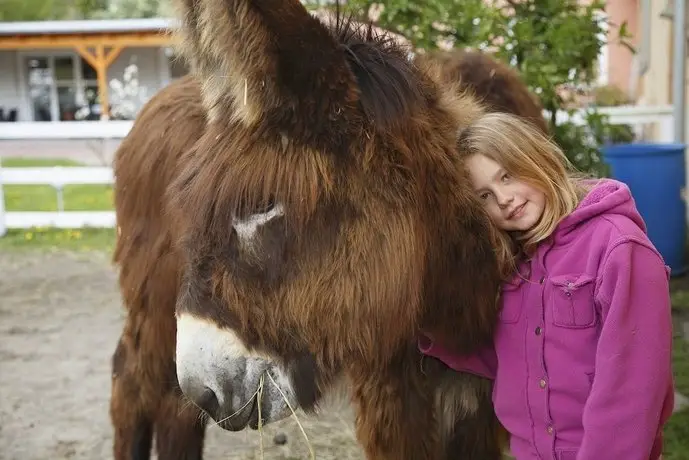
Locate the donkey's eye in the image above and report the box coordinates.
[255,196,275,215]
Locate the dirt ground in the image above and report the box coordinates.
[0,250,364,460]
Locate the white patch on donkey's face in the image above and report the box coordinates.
[176,313,297,430]
[232,203,285,246]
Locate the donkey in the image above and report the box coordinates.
[110,4,548,459]
[166,0,505,453]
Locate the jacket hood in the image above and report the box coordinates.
[553,178,646,241]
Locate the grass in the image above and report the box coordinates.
[0,157,116,252]
[665,337,689,459]
[672,289,689,313]
[665,409,689,460]
[1,156,689,456]
[666,276,689,459]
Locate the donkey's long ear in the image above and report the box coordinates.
[173,0,359,128]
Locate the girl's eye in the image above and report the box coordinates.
[479,192,491,200]
[501,173,510,182]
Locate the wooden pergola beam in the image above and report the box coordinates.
[0,30,177,120]
[104,45,123,67]
[0,31,177,50]
[74,45,125,119]
[75,45,98,69]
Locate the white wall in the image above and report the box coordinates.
[0,51,22,120]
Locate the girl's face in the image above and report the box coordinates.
[466,154,546,232]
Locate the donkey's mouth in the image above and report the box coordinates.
[215,389,284,432]
[215,397,257,432]
[176,312,299,430]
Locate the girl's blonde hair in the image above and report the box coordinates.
[457,112,589,279]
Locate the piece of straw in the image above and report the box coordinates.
[265,371,316,460]
[257,373,265,458]
[213,384,262,428]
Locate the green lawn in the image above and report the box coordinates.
[667,338,689,460]
[668,278,689,460]
[0,157,116,252]
[1,156,689,457]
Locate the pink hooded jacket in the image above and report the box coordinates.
[419,178,675,460]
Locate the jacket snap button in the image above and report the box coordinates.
[539,379,547,389]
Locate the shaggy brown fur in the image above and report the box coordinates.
[110,75,208,460]
[419,48,549,134]
[110,5,545,459]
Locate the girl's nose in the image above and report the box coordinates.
[496,192,514,208]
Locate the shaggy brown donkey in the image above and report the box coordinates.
[110,6,547,460]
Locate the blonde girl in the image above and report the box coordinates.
[419,113,674,460]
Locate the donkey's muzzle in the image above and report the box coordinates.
[175,312,298,430]
[195,386,221,418]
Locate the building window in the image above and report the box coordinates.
[24,54,100,122]
[164,47,190,80]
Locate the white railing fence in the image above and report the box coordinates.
[0,120,133,140]
[0,165,115,236]
[551,104,674,143]
[0,121,125,237]
[0,105,679,236]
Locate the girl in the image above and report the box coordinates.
[419,113,675,460]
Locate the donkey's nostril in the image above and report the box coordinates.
[196,387,220,416]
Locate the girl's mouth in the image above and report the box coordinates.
[508,202,526,220]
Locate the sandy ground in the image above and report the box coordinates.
[0,250,364,460]
[4,248,688,460]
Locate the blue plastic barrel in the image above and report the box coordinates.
[601,143,686,275]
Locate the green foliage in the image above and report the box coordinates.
[99,0,164,18]
[552,110,612,178]
[0,0,69,21]
[341,0,499,50]
[593,84,632,106]
[0,0,163,20]
[343,0,636,177]
[590,84,637,147]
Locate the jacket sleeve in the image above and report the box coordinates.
[577,238,674,460]
[418,333,497,380]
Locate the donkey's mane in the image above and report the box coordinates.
[325,10,426,133]
[172,7,434,239]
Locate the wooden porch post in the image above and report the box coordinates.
[75,44,123,120]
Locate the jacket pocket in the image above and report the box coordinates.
[549,274,597,328]
[556,449,578,460]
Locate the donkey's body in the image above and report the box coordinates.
[110,10,546,458]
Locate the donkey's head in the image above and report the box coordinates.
[168,0,501,431]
